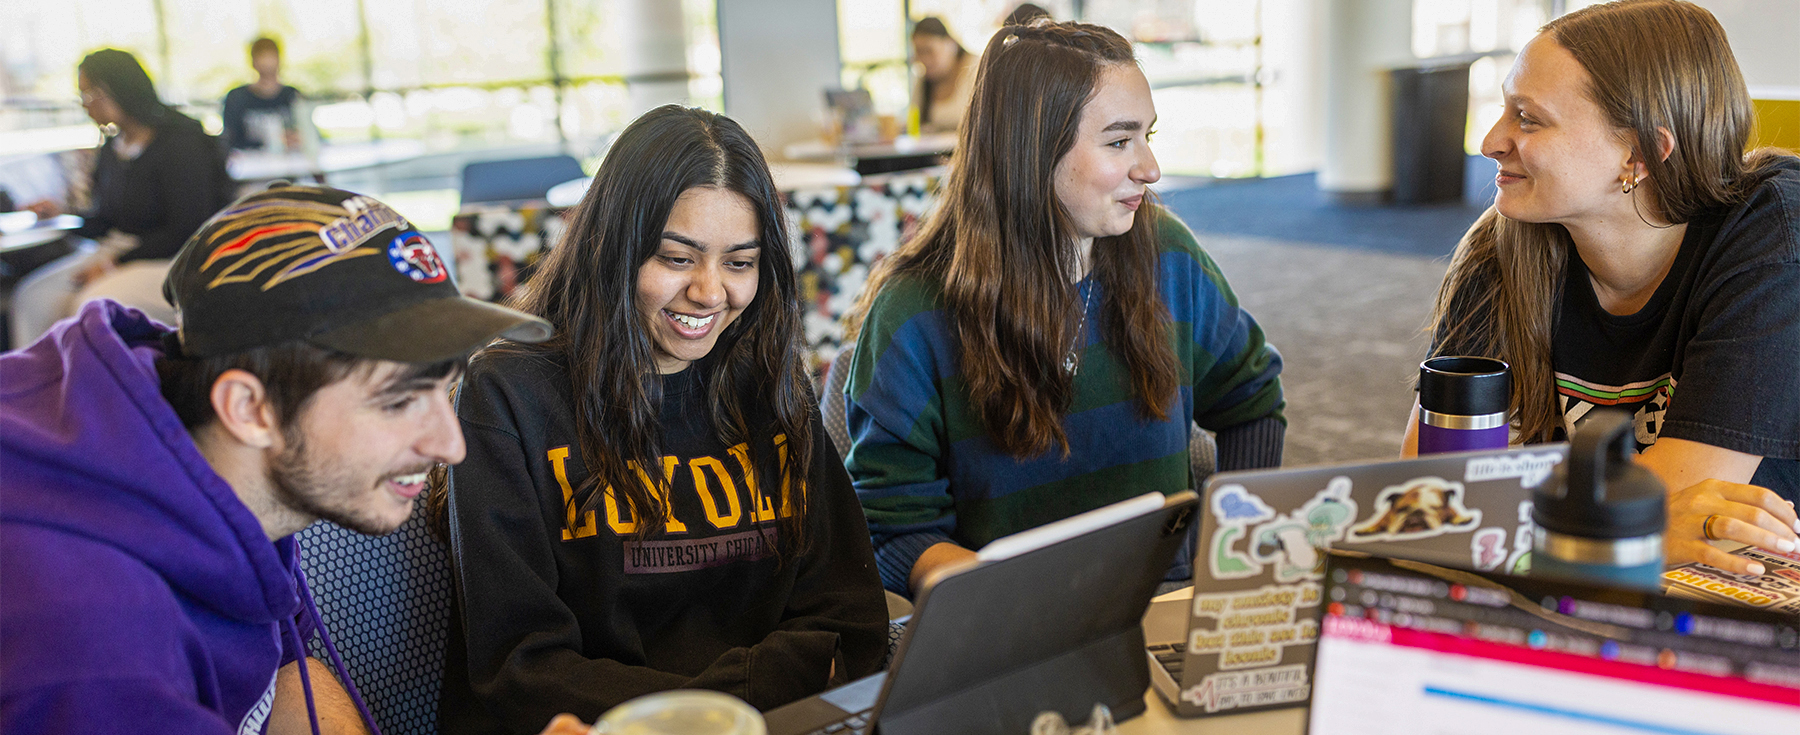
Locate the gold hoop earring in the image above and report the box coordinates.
[1621,175,1640,194]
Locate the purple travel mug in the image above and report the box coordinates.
[1417,356,1510,455]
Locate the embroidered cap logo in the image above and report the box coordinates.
[388,232,448,284]
[200,195,411,291]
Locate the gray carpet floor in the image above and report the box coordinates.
[1200,234,1449,467]
[1159,160,1493,468]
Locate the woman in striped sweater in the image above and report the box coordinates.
[839,20,1286,597]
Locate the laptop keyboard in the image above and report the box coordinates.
[801,708,874,735]
[1148,642,1185,676]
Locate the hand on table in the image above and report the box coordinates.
[23,199,60,219]
[909,541,978,596]
[1666,478,1799,575]
[74,253,117,287]
[537,714,592,735]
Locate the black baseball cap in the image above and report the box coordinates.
[163,184,551,362]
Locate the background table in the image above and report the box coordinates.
[0,213,82,254]
[781,133,956,176]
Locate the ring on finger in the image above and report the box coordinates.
[1702,514,1723,541]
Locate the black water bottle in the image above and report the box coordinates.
[1532,410,1666,590]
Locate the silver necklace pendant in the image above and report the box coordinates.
[1064,281,1094,377]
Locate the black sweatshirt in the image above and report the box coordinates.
[439,349,889,734]
[74,119,233,263]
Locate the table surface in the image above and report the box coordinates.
[1121,693,1305,735]
[226,140,429,181]
[782,133,957,163]
[541,163,864,208]
[1,214,82,253]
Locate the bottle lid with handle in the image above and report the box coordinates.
[1534,409,1666,539]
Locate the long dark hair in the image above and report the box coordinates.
[1430,0,1791,442]
[912,16,969,126]
[78,48,200,133]
[848,21,1179,458]
[493,105,813,548]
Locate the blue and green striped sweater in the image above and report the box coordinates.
[844,215,1286,593]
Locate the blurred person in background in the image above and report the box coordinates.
[221,37,303,154]
[1003,3,1052,26]
[10,48,234,350]
[911,17,978,134]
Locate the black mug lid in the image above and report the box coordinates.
[1419,356,1511,417]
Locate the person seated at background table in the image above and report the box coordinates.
[0,185,565,734]
[911,17,978,134]
[433,105,887,734]
[221,37,303,154]
[10,48,234,350]
[842,20,1286,598]
[1409,0,1800,575]
[1002,3,1052,26]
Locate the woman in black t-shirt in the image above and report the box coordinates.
[430,105,886,734]
[1407,0,1800,575]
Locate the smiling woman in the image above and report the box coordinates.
[839,20,1286,598]
[1417,0,1800,576]
[635,188,762,374]
[432,105,887,733]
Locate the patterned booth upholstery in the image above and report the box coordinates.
[297,512,453,735]
[448,169,943,378]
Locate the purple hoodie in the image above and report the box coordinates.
[1,301,374,734]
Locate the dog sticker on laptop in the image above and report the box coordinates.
[1346,477,1481,542]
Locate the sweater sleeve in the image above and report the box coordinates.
[1166,218,1286,433]
[220,88,247,152]
[117,129,229,263]
[842,283,959,595]
[72,146,114,240]
[761,415,890,692]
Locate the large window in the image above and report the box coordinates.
[0,0,722,155]
[1412,0,1548,154]
[862,0,1294,178]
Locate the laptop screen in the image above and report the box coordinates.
[1309,553,1800,735]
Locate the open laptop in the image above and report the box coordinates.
[764,490,1199,735]
[1149,444,1570,717]
[1311,550,1800,733]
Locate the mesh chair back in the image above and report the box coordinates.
[298,512,453,735]
[820,347,856,458]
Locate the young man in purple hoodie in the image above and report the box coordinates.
[0,185,593,734]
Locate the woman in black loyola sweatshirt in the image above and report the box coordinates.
[433,105,888,735]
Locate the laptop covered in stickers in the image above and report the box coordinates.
[1147,444,1570,718]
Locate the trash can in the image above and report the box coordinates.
[1390,61,1472,205]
